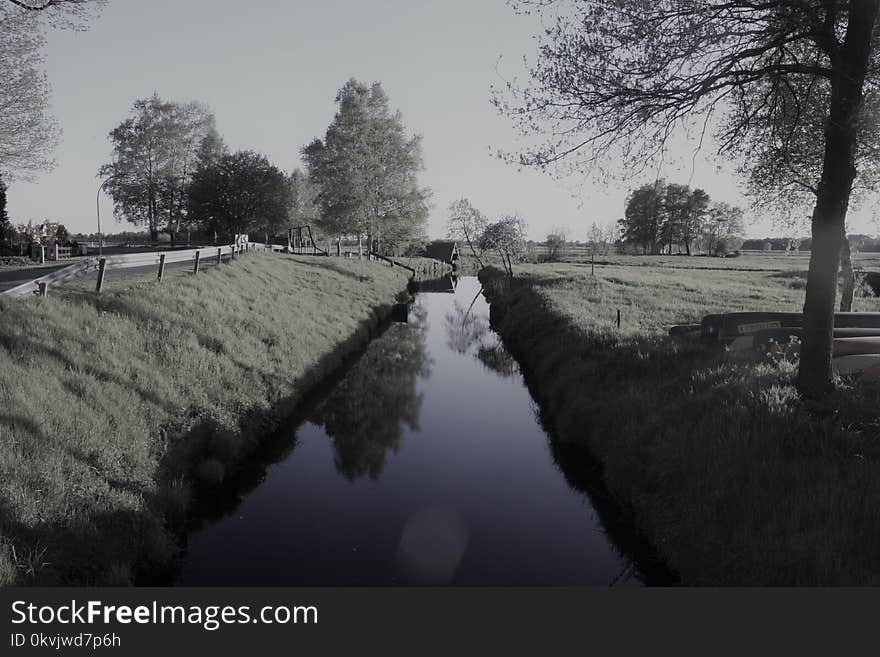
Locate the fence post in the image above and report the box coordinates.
[217,247,222,265]
[231,244,237,260]
[193,250,201,275]
[157,253,166,282]
[96,258,107,293]
[617,308,621,329]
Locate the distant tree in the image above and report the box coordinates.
[187,150,291,240]
[303,79,430,258]
[702,203,746,257]
[54,222,68,244]
[479,215,528,276]
[0,173,11,248]
[673,188,711,255]
[620,183,664,254]
[446,198,488,267]
[545,226,568,261]
[100,95,220,241]
[586,221,614,256]
[0,173,8,226]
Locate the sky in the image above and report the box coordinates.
[6,0,879,240]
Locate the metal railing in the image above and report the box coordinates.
[2,243,246,298]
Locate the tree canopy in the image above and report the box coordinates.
[0,12,59,178]
[187,150,291,240]
[303,79,430,255]
[99,94,221,240]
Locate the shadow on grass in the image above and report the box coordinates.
[479,267,880,585]
[0,272,403,585]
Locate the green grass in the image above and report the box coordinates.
[0,252,410,585]
[480,258,880,585]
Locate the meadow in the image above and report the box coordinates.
[480,251,880,584]
[0,252,411,585]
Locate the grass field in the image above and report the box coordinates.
[0,252,411,585]
[480,252,880,584]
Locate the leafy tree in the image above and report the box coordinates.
[303,79,429,258]
[100,95,220,241]
[54,222,68,244]
[186,150,291,240]
[479,215,528,276]
[620,183,664,254]
[545,226,568,261]
[0,13,58,178]
[496,0,880,396]
[1,1,105,178]
[446,198,488,267]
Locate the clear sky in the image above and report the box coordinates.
[6,0,879,240]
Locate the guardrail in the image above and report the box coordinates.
[2,243,246,298]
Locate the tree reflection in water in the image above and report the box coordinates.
[444,288,519,378]
[309,302,431,481]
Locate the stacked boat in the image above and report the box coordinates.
[670,312,880,376]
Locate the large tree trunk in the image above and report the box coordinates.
[840,231,855,312]
[798,0,880,398]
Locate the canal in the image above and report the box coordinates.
[177,275,639,585]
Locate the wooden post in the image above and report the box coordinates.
[193,250,201,275]
[617,308,621,329]
[231,244,237,260]
[217,247,222,265]
[96,258,107,293]
[157,253,166,281]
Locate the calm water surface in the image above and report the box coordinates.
[177,276,639,585]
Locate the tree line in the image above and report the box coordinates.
[92,80,429,252]
[619,181,746,257]
[0,0,429,256]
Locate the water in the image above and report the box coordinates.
[177,276,639,586]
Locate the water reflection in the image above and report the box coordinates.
[309,302,431,480]
[444,287,519,378]
[178,276,640,586]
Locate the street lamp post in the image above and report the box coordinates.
[96,176,116,257]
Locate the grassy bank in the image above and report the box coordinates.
[480,260,880,585]
[0,253,410,585]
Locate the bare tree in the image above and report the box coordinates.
[1,0,106,27]
[446,198,488,267]
[495,0,880,397]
